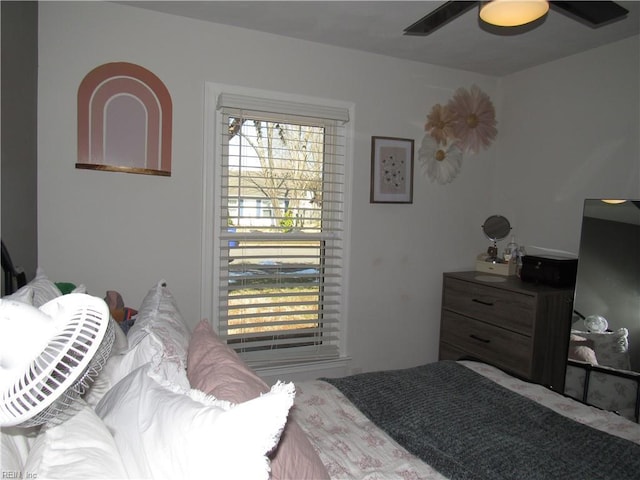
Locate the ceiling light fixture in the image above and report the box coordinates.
[479,0,550,27]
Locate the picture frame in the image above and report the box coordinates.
[370,136,414,204]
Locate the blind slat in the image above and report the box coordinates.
[221,322,340,334]
[223,333,340,350]
[216,97,345,366]
[242,346,340,368]
[223,282,341,294]
[224,310,340,319]
[223,290,341,300]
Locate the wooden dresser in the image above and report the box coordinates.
[439,271,574,392]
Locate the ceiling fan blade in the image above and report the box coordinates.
[551,1,629,27]
[404,1,478,36]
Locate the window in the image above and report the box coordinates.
[212,91,350,367]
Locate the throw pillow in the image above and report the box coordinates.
[23,399,128,479]
[96,364,294,480]
[568,334,599,365]
[7,268,62,307]
[3,285,35,304]
[83,333,188,408]
[1,426,39,473]
[571,329,631,370]
[187,319,330,480]
[127,280,191,368]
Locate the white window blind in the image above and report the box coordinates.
[215,93,348,367]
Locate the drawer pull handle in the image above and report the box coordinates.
[472,298,494,307]
[470,334,491,344]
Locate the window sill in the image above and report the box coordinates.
[254,356,352,385]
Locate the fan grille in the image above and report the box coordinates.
[1,297,114,427]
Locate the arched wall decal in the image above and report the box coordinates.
[77,62,172,176]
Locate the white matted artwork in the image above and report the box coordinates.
[370,136,414,204]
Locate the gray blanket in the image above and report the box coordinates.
[322,360,640,480]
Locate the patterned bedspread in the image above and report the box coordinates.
[292,361,640,480]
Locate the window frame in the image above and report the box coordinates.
[201,83,354,368]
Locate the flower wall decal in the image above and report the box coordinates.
[449,85,497,155]
[418,134,463,185]
[420,84,497,184]
[424,103,456,145]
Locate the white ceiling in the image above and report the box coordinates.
[122,1,640,76]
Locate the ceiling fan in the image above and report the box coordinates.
[404,1,629,36]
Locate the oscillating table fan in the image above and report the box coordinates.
[0,293,114,427]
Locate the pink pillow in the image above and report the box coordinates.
[569,334,599,365]
[187,320,329,480]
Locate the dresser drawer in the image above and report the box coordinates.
[442,276,535,335]
[440,310,533,378]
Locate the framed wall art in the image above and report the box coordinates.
[370,136,414,204]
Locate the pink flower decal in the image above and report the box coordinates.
[425,103,457,144]
[421,85,497,184]
[448,85,497,154]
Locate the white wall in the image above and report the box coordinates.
[494,36,640,256]
[37,2,638,376]
[1,1,38,281]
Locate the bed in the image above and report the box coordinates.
[2,270,640,480]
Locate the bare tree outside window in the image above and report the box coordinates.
[227,118,324,233]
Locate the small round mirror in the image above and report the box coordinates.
[482,215,511,242]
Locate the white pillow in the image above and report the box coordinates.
[26,267,63,307]
[96,364,295,480]
[1,426,39,473]
[3,277,84,305]
[71,283,87,294]
[23,399,128,479]
[84,280,192,408]
[82,315,139,408]
[127,280,191,369]
[83,329,188,408]
[4,268,62,307]
[3,286,35,304]
[571,328,631,370]
[111,316,129,354]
